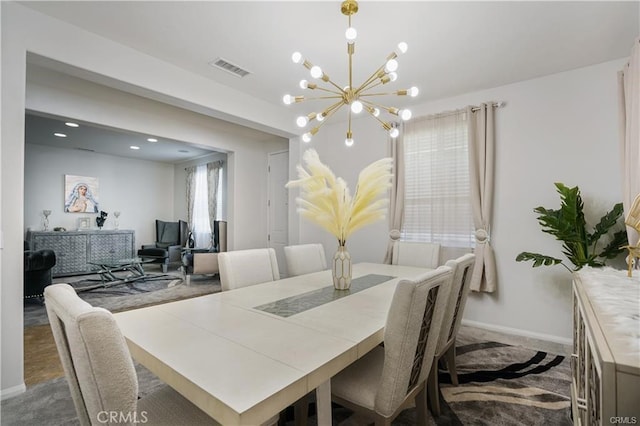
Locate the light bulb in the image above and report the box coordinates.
[317,113,325,122]
[345,138,354,147]
[283,94,293,105]
[409,86,419,97]
[299,80,309,89]
[388,72,398,82]
[351,101,363,114]
[292,52,303,64]
[400,109,412,121]
[345,27,357,42]
[389,127,400,138]
[296,116,309,127]
[310,65,323,79]
[385,59,398,73]
[302,133,312,143]
[397,42,408,54]
[372,108,380,117]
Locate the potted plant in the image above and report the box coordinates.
[516,183,628,272]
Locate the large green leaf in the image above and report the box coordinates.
[515,252,564,267]
[598,230,629,259]
[588,203,625,245]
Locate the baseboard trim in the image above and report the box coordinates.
[462,319,572,348]
[1,383,26,401]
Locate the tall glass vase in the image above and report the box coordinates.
[332,243,352,290]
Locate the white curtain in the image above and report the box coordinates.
[467,104,497,293]
[618,37,640,247]
[384,129,405,264]
[185,166,196,235]
[192,164,212,248]
[207,161,223,247]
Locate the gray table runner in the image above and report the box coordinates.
[254,274,395,317]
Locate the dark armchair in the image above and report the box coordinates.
[24,241,56,302]
[138,220,189,273]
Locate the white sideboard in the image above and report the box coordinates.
[27,229,135,277]
[572,267,640,425]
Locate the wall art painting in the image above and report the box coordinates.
[64,175,99,213]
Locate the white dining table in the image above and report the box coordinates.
[113,262,432,425]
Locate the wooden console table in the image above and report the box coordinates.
[27,229,135,277]
[571,267,640,425]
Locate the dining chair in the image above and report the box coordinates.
[330,265,453,426]
[391,241,441,268]
[284,243,327,277]
[44,283,216,426]
[427,253,476,416]
[218,248,280,291]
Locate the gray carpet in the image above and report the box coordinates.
[2,326,572,426]
[24,267,221,327]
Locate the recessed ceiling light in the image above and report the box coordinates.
[178,149,189,153]
[147,138,158,142]
[130,146,140,150]
[54,133,67,138]
[65,122,79,128]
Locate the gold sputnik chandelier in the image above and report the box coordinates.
[283,0,418,147]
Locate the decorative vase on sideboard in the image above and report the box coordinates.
[332,243,352,290]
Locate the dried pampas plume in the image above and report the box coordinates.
[286,149,393,245]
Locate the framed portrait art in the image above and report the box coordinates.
[64,175,99,213]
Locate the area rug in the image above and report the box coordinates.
[23,270,221,386]
[4,327,572,425]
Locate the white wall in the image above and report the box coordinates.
[25,144,175,245]
[1,2,289,397]
[293,58,627,344]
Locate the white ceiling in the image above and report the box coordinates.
[20,1,639,160]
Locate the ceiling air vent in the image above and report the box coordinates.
[209,57,251,78]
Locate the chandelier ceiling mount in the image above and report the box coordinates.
[283,0,418,147]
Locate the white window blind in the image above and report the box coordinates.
[402,110,474,248]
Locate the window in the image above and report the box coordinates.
[402,110,474,248]
[190,163,223,248]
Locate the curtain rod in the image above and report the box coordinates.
[412,101,505,121]
[471,101,505,112]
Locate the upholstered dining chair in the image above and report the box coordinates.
[284,243,327,277]
[44,283,216,426]
[391,241,441,269]
[330,265,453,426]
[427,253,476,416]
[218,248,280,291]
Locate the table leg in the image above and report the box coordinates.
[316,380,332,426]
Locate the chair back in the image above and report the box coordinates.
[391,241,441,268]
[375,265,452,416]
[218,248,280,291]
[155,220,189,248]
[284,243,327,277]
[436,253,476,354]
[44,284,138,426]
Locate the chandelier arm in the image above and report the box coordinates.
[299,95,345,101]
[313,86,344,95]
[359,91,404,97]
[313,103,346,133]
[354,60,392,94]
[325,78,347,93]
[360,99,397,115]
[364,106,392,129]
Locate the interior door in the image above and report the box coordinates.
[267,150,289,277]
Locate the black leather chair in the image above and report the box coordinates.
[138,220,189,272]
[24,241,56,302]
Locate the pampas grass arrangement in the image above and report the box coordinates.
[286,149,393,246]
